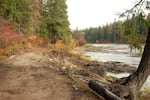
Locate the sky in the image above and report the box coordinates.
[66,0,136,30]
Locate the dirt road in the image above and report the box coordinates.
[0,50,99,100]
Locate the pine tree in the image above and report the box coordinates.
[0,0,32,33]
[30,0,42,33]
[41,0,71,43]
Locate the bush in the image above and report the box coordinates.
[72,31,86,46]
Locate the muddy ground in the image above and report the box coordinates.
[0,49,102,100]
[0,46,142,100]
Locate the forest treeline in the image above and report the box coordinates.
[0,0,74,60]
[0,0,148,47]
[83,13,147,44]
[0,0,71,43]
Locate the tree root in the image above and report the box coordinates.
[88,80,134,100]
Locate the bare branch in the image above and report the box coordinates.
[120,0,145,17]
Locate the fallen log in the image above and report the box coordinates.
[88,80,121,100]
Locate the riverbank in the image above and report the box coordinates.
[0,45,149,100]
[75,44,138,73]
[77,44,150,80]
[0,47,107,100]
[76,44,150,99]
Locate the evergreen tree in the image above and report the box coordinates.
[41,0,71,43]
[0,0,32,33]
[30,0,42,33]
[83,14,146,44]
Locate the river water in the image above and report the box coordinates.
[83,44,150,89]
[84,44,142,67]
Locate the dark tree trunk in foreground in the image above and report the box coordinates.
[113,15,150,99]
[89,80,121,100]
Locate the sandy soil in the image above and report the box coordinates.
[0,50,100,100]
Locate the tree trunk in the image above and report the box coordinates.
[114,17,150,98]
[125,27,150,91]
[89,80,121,100]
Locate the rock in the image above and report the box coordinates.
[7,55,16,60]
[104,61,136,73]
[75,69,91,76]
[72,84,79,90]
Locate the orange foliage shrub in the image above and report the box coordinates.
[72,31,86,46]
[0,23,20,47]
[0,22,20,60]
[0,55,7,61]
[55,38,76,50]
[0,45,18,56]
[55,40,65,49]
[19,34,51,49]
[70,38,76,48]
[27,34,37,40]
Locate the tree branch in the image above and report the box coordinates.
[120,0,145,17]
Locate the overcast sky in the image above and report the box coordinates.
[66,0,136,30]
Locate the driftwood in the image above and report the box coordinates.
[88,80,121,100]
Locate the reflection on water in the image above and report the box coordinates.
[84,44,142,67]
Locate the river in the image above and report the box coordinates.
[84,44,141,67]
[82,44,150,89]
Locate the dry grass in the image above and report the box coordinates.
[138,88,150,100]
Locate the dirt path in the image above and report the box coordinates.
[0,50,100,100]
